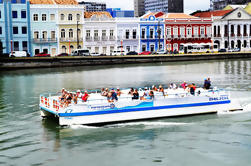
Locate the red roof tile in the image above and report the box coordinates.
[193,10,233,18]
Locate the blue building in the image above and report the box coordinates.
[106,8,134,18]
[139,12,165,52]
[0,0,32,55]
[30,4,58,56]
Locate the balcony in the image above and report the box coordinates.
[101,36,108,41]
[33,38,57,43]
[94,36,100,41]
[109,36,116,40]
[60,38,83,42]
[85,36,92,41]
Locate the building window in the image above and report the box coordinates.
[76,14,80,21]
[21,10,26,18]
[200,27,205,36]
[166,27,171,37]
[110,30,114,36]
[22,26,27,34]
[0,27,2,34]
[150,44,154,52]
[33,14,38,21]
[68,14,73,21]
[133,29,137,39]
[194,27,198,36]
[42,14,46,21]
[142,45,146,51]
[61,29,65,38]
[141,28,145,39]
[187,27,192,37]
[22,41,27,51]
[69,29,73,38]
[42,31,47,39]
[14,41,19,51]
[13,26,18,34]
[51,31,56,39]
[180,27,185,37]
[86,30,91,39]
[149,28,154,38]
[34,31,39,39]
[173,27,178,36]
[12,11,18,18]
[60,14,65,21]
[0,11,1,19]
[207,26,211,37]
[125,29,129,39]
[50,14,55,21]
[35,49,40,55]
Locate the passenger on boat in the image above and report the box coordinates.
[189,84,196,95]
[65,92,73,107]
[141,87,151,100]
[73,92,78,104]
[169,83,177,89]
[82,91,89,102]
[128,88,134,95]
[107,89,118,102]
[76,90,82,98]
[152,85,158,91]
[159,85,165,96]
[149,90,154,99]
[181,81,187,90]
[102,88,109,96]
[116,88,122,96]
[132,89,139,100]
[204,78,211,90]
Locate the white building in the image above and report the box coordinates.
[116,17,140,53]
[83,12,117,55]
[213,7,251,50]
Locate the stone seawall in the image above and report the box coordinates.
[1,53,251,70]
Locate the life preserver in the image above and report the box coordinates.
[45,97,47,106]
[41,96,44,104]
[56,101,59,111]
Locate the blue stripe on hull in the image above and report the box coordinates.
[58,100,231,117]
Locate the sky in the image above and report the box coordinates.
[81,0,211,14]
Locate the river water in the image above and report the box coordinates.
[1,59,251,166]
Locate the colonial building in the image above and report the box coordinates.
[0,0,32,55]
[139,12,165,52]
[83,12,117,55]
[194,7,251,50]
[116,17,140,53]
[162,13,212,52]
[58,5,85,54]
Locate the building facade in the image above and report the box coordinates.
[0,0,32,55]
[144,0,184,13]
[116,18,140,53]
[58,6,85,54]
[83,12,117,55]
[140,12,165,52]
[163,13,212,52]
[107,8,134,18]
[213,7,251,50]
[30,4,58,56]
[168,0,184,13]
[134,0,145,17]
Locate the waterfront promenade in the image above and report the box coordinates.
[1,52,251,70]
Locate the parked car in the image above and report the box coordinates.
[9,51,27,58]
[127,51,138,55]
[139,51,151,55]
[218,49,227,53]
[156,50,166,55]
[56,53,69,57]
[90,52,100,56]
[111,50,125,56]
[72,49,90,56]
[35,53,51,57]
[231,48,240,52]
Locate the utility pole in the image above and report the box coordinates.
[157,20,161,51]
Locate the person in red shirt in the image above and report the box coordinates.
[82,91,89,102]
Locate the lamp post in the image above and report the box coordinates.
[157,20,161,51]
[77,20,79,49]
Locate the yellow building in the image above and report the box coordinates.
[58,6,85,54]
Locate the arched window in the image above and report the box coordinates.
[68,14,73,21]
[69,29,73,38]
[62,45,66,53]
[61,29,65,38]
[42,31,47,39]
[34,31,39,39]
[70,45,74,49]
[60,14,65,21]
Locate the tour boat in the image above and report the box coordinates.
[39,88,242,126]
